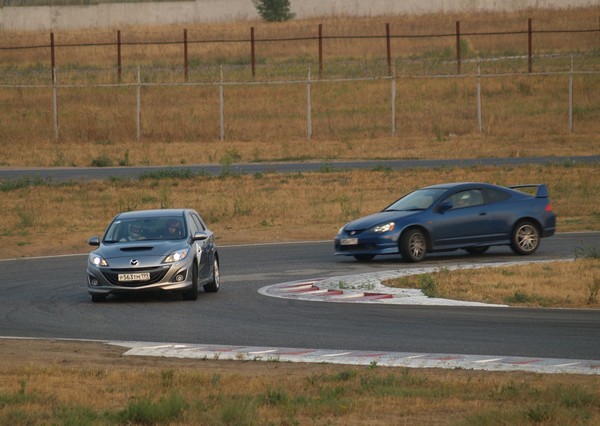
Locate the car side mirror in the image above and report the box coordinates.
[437,201,453,213]
[88,236,100,246]
[192,231,209,242]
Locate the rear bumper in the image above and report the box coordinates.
[542,226,556,238]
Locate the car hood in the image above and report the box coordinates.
[97,240,187,260]
[343,210,420,232]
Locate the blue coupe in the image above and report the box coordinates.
[334,182,556,262]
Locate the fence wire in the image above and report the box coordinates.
[2,52,600,86]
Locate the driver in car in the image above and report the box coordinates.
[122,222,144,241]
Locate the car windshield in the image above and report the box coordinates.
[384,188,447,211]
[103,216,187,243]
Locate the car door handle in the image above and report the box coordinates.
[479,211,487,216]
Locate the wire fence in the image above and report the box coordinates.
[3,50,600,83]
[1,55,598,143]
[2,20,600,82]
[1,21,599,142]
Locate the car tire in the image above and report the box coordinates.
[203,258,220,293]
[91,294,106,303]
[400,228,427,262]
[510,220,540,255]
[183,263,199,300]
[353,254,375,262]
[465,246,489,255]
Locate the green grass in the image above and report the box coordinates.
[1,359,599,425]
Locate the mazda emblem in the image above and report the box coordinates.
[130,259,139,266]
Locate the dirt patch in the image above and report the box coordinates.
[0,338,324,376]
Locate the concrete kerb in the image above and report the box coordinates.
[101,257,600,374]
[3,335,598,375]
[258,259,573,306]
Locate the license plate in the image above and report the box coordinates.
[118,273,151,282]
[340,238,358,246]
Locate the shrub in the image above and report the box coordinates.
[90,155,113,167]
[253,0,294,22]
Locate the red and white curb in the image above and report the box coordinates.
[113,341,600,375]
[3,337,598,375]
[258,261,571,306]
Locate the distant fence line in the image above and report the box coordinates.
[2,0,598,31]
[2,22,600,81]
[2,59,597,142]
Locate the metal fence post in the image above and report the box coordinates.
[220,65,224,141]
[136,66,141,142]
[477,63,482,134]
[307,67,312,140]
[250,27,256,78]
[117,30,122,83]
[386,23,392,76]
[456,21,461,75]
[391,67,396,136]
[318,24,323,79]
[184,29,188,82]
[569,55,573,134]
[50,32,55,82]
[528,18,533,73]
[52,68,59,140]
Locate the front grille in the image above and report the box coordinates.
[101,266,170,287]
[336,243,372,252]
[346,229,366,237]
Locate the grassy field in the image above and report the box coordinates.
[1,7,599,146]
[1,8,599,425]
[0,339,599,426]
[385,258,600,308]
[1,162,599,259]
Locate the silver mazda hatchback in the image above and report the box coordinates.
[87,209,220,302]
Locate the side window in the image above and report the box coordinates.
[449,189,484,209]
[485,188,511,204]
[190,213,205,232]
[187,214,200,235]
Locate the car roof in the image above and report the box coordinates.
[115,209,192,220]
[421,182,546,198]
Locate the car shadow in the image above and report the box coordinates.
[90,291,214,304]
[333,246,528,265]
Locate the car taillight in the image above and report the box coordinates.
[545,202,553,212]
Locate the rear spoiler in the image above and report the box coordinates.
[509,184,549,198]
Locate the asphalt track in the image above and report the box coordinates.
[1,155,599,182]
[1,234,599,374]
[1,158,600,373]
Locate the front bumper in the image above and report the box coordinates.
[334,233,399,256]
[87,260,193,295]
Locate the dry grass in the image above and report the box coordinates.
[1,66,598,148]
[1,163,599,259]
[0,339,599,425]
[3,7,599,66]
[386,259,600,308]
[1,9,599,424]
[1,7,600,147]
[1,133,599,168]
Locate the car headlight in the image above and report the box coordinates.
[164,248,189,263]
[338,226,346,235]
[373,222,395,233]
[89,254,108,267]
